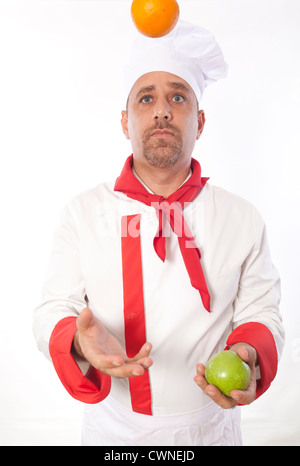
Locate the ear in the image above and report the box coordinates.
[121,110,130,140]
[196,110,206,140]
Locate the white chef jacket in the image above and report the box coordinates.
[33,172,284,446]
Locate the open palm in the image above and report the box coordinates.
[74,307,153,378]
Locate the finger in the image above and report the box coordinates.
[235,347,250,364]
[194,364,237,409]
[127,343,153,368]
[194,363,208,390]
[99,362,146,378]
[196,363,205,376]
[90,350,150,378]
[230,343,257,368]
[77,307,94,331]
[230,389,253,405]
[230,374,256,405]
[96,354,126,369]
[128,342,152,362]
[230,367,257,405]
[205,385,237,409]
[136,356,153,369]
[114,353,153,371]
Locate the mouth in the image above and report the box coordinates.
[150,130,174,138]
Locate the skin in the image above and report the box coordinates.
[73,307,153,377]
[194,343,258,408]
[121,71,205,198]
[72,71,258,408]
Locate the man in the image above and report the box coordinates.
[33,21,284,446]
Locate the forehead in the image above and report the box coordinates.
[130,71,194,100]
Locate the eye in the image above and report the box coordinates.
[172,94,185,103]
[140,95,153,104]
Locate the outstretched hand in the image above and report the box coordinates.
[73,308,153,378]
[194,343,258,409]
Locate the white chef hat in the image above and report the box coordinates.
[124,20,228,104]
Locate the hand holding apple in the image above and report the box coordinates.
[194,343,257,409]
[205,350,250,397]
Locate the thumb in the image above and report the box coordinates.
[77,307,94,332]
[236,346,256,368]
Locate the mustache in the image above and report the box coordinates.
[142,121,181,140]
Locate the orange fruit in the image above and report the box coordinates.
[131,0,180,38]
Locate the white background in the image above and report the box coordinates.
[0,0,299,446]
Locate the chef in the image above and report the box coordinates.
[33,20,284,446]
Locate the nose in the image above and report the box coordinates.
[153,99,172,121]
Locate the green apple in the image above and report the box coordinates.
[205,350,250,397]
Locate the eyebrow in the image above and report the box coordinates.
[167,81,191,93]
[135,85,156,101]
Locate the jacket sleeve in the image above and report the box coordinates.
[228,208,284,399]
[226,322,278,399]
[33,200,111,403]
[49,316,111,404]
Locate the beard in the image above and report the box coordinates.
[141,122,183,169]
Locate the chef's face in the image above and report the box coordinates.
[121,72,205,169]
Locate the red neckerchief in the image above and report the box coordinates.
[114,155,211,312]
